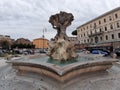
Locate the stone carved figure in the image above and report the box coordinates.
[48,11,77,61]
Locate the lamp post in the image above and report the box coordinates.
[42,28,46,52]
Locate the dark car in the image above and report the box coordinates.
[114,48,120,56]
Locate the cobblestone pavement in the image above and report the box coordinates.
[0,58,120,90]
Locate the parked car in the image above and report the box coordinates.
[114,48,120,56]
[89,48,110,55]
[39,49,48,53]
[0,50,4,54]
[92,50,109,56]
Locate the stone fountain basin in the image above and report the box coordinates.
[7,56,117,82]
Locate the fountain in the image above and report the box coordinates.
[8,11,117,82]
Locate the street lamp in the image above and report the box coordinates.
[42,28,47,52]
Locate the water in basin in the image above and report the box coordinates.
[18,56,95,66]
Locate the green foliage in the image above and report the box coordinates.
[11,43,35,49]
[0,40,10,49]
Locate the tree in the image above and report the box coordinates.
[72,30,77,35]
[11,43,35,49]
[0,40,11,49]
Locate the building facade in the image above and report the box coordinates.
[32,38,49,49]
[68,37,79,44]
[77,7,120,50]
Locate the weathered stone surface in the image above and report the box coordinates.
[48,38,76,61]
[49,11,73,40]
[48,11,76,61]
[8,58,117,82]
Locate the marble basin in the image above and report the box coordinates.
[7,55,117,82]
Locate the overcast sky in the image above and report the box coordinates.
[0,0,120,41]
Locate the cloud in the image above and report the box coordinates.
[0,0,119,40]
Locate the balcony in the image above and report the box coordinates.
[88,31,104,37]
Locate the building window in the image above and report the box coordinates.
[110,25,113,29]
[105,26,107,31]
[99,20,101,24]
[84,40,86,43]
[91,38,93,42]
[100,37,102,41]
[117,22,120,28]
[111,34,114,39]
[118,33,120,38]
[84,33,85,36]
[104,18,106,23]
[90,31,92,34]
[115,14,118,18]
[100,28,102,32]
[95,36,98,43]
[109,16,112,21]
[105,35,108,40]
[87,39,89,43]
[87,26,88,29]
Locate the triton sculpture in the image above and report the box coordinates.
[48,11,77,61]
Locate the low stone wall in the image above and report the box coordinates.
[9,59,117,82]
